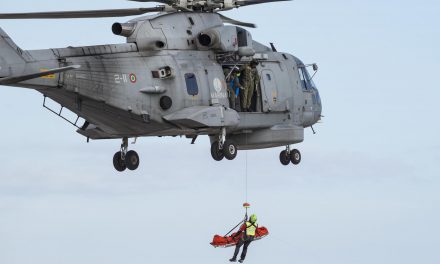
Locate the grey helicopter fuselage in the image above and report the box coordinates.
[0,12,321,151]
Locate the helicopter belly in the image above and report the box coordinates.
[163,106,240,128]
[212,124,304,150]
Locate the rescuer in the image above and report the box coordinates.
[229,214,258,263]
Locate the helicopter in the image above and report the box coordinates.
[0,0,322,172]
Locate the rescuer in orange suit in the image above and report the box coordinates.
[229,214,258,263]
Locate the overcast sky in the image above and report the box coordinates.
[0,0,439,264]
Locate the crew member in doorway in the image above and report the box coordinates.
[250,61,261,112]
[239,63,251,112]
[225,67,243,111]
[240,60,260,112]
[229,214,258,263]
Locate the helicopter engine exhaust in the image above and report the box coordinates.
[198,32,217,47]
[112,22,135,37]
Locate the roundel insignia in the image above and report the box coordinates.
[213,78,222,93]
[129,73,137,83]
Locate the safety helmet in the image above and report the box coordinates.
[250,214,257,223]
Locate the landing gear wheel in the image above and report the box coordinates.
[279,150,291,166]
[211,141,224,161]
[290,149,301,165]
[125,150,140,171]
[113,151,126,172]
[223,140,238,160]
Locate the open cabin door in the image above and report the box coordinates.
[205,64,228,107]
[180,61,206,108]
[187,62,228,108]
[260,69,279,112]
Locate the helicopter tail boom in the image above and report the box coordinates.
[0,65,80,85]
[0,27,27,78]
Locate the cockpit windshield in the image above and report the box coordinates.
[298,66,316,91]
[294,57,317,91]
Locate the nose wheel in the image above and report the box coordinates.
[279,146,301,166]
[113,137,140,172]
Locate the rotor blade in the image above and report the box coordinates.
[235,0,292,7]
[127,0,175,5]
[0,7,165,19]
[218,14,256,28]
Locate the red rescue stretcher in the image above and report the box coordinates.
[210,227,269,248]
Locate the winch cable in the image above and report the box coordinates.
[243,120,250,220]
[224,117,250,237]
[245,145,248,204]
[244,115,249,205]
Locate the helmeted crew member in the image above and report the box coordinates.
[229,214,258,263]
[225,67,243,111]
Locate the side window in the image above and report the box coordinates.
[185,73,199,96]
[237,28,248,47]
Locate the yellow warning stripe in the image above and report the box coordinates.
[39,69,56,79]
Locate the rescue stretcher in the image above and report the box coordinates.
[210,227,269,248]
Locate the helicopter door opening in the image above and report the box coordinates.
[260,69,278,112]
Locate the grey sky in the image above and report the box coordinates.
[0,0,439,264]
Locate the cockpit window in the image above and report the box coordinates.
[298,67,309,90]
[298,67,316,91]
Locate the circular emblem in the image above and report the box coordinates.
[213,78,222,93]
[129,73,137,83]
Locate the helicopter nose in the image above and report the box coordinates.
[314,90,322,123]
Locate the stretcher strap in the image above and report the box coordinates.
[224,219,244,237]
